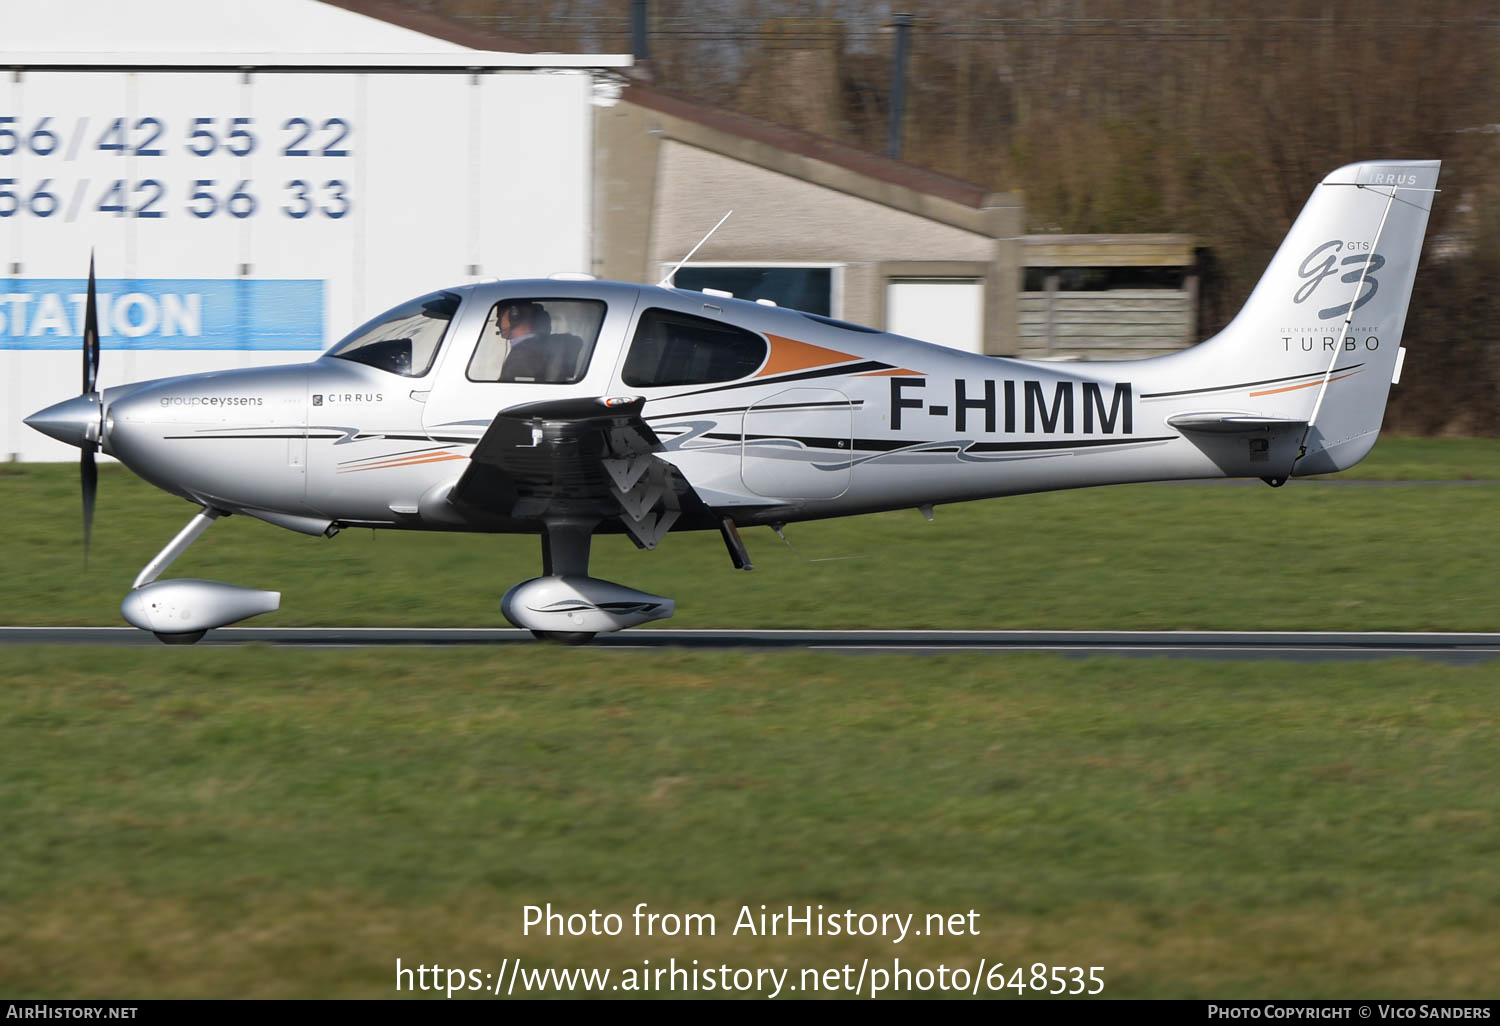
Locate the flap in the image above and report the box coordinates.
[444,396,715,547]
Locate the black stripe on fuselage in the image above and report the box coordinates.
[709,432,1176,453]
[646,399,865,421]
[163,432,345,440]
[1140,364,1364,400]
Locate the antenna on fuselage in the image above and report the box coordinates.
[656,210,732,288]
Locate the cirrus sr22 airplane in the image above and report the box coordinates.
[26,159,1438,644]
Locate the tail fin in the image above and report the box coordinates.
[1183,160,1439,474]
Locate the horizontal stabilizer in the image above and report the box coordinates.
[1167,412,1310,434]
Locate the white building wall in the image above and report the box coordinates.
[3,2,622,461]
[2,0,474,54]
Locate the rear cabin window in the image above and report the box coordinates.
[467,298,606,384]
[622,308,768,387]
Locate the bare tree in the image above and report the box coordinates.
[421,0,1500,431]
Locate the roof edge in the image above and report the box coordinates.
[316,0,541,54]
[624,82,1009,213]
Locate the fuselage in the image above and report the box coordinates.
[95,277,1307,533]
[22,162,1436,643]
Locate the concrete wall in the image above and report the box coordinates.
[594,92,1024,355]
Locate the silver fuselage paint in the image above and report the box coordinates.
[94,277,1247,531]
[27,161,1435,642]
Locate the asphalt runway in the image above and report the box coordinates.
[4,627,1500,663]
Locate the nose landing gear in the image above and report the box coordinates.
[120,509,281,644]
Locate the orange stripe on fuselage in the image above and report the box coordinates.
[757,334,863,377]
[1250,370,1360,397]
[857,367,923,377]
[340,452,469,473]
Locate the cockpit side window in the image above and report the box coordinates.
[467,298,606,384]
[325,291,460,378]
[621,308,768,387]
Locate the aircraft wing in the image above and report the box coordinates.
[447,396,711,549]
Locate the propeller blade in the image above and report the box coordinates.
[81,444,97,569]
[82,252,100,395]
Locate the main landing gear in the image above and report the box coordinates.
[120,513,678,646]
[119,508,281,645]
[500,518,675,643]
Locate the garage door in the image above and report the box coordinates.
[886,277,984,353]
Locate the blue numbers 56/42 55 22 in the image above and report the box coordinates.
[97,118,165,156]
[281,118,351,157]
[0,117,60,156]
[0,115,354,159]
[186,117,257,157]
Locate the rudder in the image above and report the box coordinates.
[1180,160,1440,474]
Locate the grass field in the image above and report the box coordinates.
[2,647,1498,999]
[2,439,1499,999]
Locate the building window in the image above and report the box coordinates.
[1022,266,1188,291]
[671,266,834,316]
[622,307,768,388]
[886,277,985,354]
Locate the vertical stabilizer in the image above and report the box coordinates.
[1175,160,1439,474]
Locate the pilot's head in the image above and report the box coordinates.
[499,302,549,341]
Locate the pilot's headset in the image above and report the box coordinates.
[500,301,545,337]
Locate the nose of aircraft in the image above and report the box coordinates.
[24,394,103,449]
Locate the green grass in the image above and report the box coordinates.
[4,439,1500,998]
[1309,436,1500,480]
[3,437,1499,631]
[1,647,1497,998]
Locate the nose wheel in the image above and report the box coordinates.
[121,509,282,643]
[154,630,208,646]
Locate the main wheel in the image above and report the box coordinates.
[154,630,207,645]
[530,630,597,646]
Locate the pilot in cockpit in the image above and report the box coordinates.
[497,301,552,381]
[467,299,590,384]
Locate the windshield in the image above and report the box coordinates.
[325,291,461,377]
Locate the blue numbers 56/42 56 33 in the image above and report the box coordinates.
[282,179,350,219]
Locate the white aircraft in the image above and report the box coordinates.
[25,159,1439,644]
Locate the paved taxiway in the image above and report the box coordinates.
[4,627,1499,663]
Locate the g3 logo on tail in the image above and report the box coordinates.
[1295,240,1385,320]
